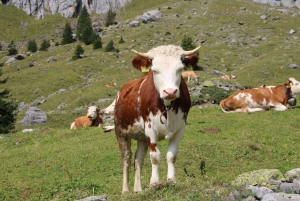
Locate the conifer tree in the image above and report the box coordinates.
[0,69,17,134]
[61,22,74,45]
[27,39,38,53]
[39,39,50,51]
[7,41,18,56]
[104,40,115,52]
[76,6,93,45]
[105,7,116,27]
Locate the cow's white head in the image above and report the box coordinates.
[289,77,300,95]
[132,45,200,105]
[86,106,99,119]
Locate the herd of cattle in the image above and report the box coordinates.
[69,45,300,193]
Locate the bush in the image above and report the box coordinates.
[0,69,18,134]
[39,39,50,51]
[27,39,38,53]
[61,22,74,45]
[181,35,198,55]
[7,41,18,56]
[93,38,102,50]
[73,44,84,60]
[118,37,125,44]
[104,40,115,52]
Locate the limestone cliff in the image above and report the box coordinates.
[0,0,131,19]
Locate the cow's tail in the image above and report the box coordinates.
[219,99,230,113]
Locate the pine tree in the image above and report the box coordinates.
[72,44,84,60]
[27,39,38,53]
[104,40,115,52]
[105,7,116,27]
[76,6,93,45]
[0,69,17,134]
[39,39,50,51]
[61,22,74,45]
[7,41,18,56]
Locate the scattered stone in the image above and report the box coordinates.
[75,195,108,201]
[288,64,298,69]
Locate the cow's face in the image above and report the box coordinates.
[289,77,300,95]
[132,45,200,105]
[86,106,98,119]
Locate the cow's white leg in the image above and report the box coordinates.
[134,140,148,192]
[148,138,161,186]
[166,126,185,182]
[273,104,288,111]
[188,76,190,82]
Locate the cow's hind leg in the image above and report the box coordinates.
[134,140,148,192]
[116,133,132,193]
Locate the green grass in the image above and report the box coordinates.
[1,106,300,200]
[1,0,300,200]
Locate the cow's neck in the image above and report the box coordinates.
[160,99,176,139]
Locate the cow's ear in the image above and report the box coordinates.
[182,55,199,69]
[132,56,152,73]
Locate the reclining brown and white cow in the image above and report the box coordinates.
[70,106,103,129]
[220,77,300,113]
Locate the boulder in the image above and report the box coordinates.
[232,169,285,187]
[19,107,47,126]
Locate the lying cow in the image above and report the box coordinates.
[181,70,199,82]
[70,106,103,129]
[219,77,300,113]
[115,45,200,193]
[218,74,236,80]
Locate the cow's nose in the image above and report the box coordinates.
[163,88,178,99]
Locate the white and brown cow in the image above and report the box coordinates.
[70,106,103,129]
[181,70,199,82]
[114,45,200,193]
[220,77,300,113]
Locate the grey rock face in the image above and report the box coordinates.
[2,0,131,19]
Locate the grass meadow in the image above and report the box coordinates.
[1,105,300,200]
[1,0,300,200]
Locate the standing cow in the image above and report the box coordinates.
[114,45,200,193]
[220,77,300,113]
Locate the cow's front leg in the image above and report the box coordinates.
[166,127,185,183]
[134,140,148,192]
[146,136,160,186]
